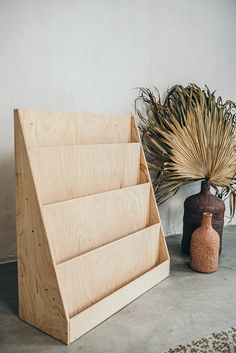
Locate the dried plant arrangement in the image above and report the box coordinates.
[135,84,236,219]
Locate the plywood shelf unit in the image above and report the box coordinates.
[15,109,170,345]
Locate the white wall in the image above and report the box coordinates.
[0,0,235,262]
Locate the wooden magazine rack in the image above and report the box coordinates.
[14,109,170,344]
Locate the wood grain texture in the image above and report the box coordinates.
[29,143,140,204]
[14,111,68,344]
[18,110,132,147]
[57,224,160,318]
[131,116,160,225]
[43,183,151,264]
[69,259,170,343]
[131,116,169,263]
[15,109,170,344]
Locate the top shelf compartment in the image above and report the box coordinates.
[29,143,141,204]
[18,110,133,147]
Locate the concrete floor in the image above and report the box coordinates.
[0,226,235,353]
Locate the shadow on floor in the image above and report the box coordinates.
[0,262,18,316]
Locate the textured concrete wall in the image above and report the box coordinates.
[0,0,235,262]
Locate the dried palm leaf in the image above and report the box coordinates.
[135,84,236,219]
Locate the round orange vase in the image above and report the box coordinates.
[190,212,220,273]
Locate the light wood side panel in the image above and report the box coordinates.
[14,112,68,344]
[57,224,160,318]
[159,228,170,263]
[29,143,140,204]
[43,183,151,264]
[131,116,160,224]
[131,116,149,184]
[18,110,131,147]
[69,259,169,342]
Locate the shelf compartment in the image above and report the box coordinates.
[29,143,140,204]
[57,224,161,319]
[43,183,151,264]
[69,259,169,343]
[18,110,132,147]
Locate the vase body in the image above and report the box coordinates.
[190,212,220,273]
[182,180,225,255]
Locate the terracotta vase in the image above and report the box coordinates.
[182,180,225,255]
[190,212,220,273]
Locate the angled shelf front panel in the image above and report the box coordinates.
[43,183,151,263]
[15,109,170,345]
[19,110,132,146]
[29,143,140,204]
[57,224,161,318]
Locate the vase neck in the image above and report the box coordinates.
[201,212,212,228]
[201,180,211,194]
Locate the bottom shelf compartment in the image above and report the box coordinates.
[69,258,169,343]
[57,224,162,319]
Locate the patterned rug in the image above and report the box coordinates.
[163,327,236,353]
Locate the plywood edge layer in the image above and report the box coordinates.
[159,228,170,263]
[17,108,131,120]
[69,259,170,344]
[29,142,140,150]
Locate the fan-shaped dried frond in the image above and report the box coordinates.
[136,84,236,219]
